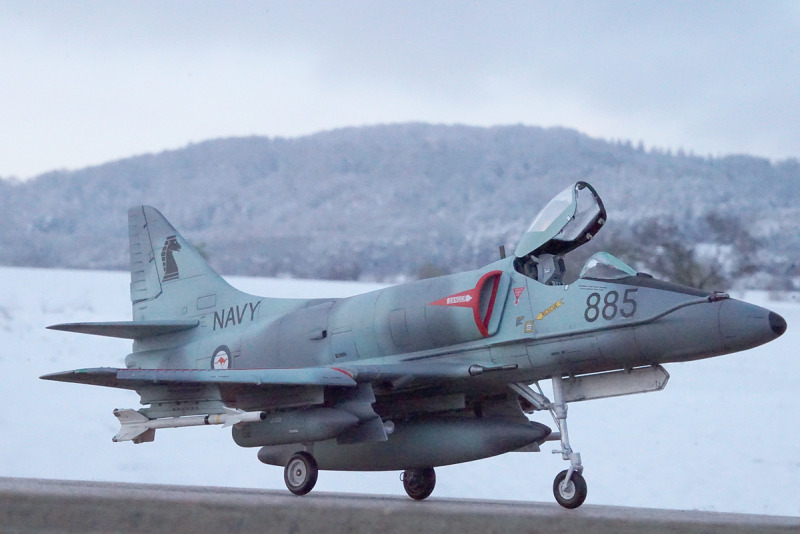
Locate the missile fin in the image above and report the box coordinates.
[112,408,151,442]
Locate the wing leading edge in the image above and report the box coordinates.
[40,361,516,392]
[40,367,358,389]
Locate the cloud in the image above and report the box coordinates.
[1,1,798,178]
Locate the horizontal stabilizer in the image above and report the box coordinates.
[40,366,358,389]
[47,320,199,339]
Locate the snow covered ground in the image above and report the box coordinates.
[0,266,797,516]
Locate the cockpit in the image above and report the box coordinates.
[514,182,610,285]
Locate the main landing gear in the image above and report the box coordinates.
[282,374,586,508]
[284,451,318,496]
[282,451,439,502]
[401,467,436,500]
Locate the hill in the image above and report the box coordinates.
[2,123,798,288]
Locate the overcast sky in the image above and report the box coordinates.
[2,1,799,179]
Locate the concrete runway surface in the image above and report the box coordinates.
[0,477,796,534]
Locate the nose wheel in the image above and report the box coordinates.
[402,467,436,500]
[553,469,587,509]
[284,451,318,496]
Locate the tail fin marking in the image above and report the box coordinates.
[127,206,239,321]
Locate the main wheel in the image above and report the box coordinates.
[284,452,318,496]
[553,469,587,509]
[402,467,436,501]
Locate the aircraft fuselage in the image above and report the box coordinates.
[127,257,784,393]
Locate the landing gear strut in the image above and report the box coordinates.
[284,451,318,496]
[402,467,436,500]
[511,376,589,509]
[549,375,587,508]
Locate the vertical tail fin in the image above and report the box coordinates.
[128,206,239,321]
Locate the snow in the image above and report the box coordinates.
[1,266,797,516]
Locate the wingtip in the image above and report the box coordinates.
[39,370,73,381]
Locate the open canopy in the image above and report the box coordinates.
[514,182,607,259]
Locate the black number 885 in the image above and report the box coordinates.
[584,289,637,322]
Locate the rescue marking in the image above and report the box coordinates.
[213,301,262,330]
[430,289,476,308]
[513,287,526,305]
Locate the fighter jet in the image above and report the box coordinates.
[42,182,786,508]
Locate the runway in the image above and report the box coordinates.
[0,477,796,534]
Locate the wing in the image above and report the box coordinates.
[339,361,517,383]
[41,367,357,389]
[40,360,514,393]
[41,361,520,444]
[42,366,358,412]
[42,366,361,443]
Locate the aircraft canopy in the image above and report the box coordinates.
[579,252,637,280]
[514,182,606,259]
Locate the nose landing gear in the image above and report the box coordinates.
[549,374,587,508]
[553,469,587,509]
[511,375,588,509]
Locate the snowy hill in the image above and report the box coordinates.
[1,266,797,516]
[2,124,799,287]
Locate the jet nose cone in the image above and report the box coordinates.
[769,311,787,337]
[719,300,785,353]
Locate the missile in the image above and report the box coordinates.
[112,408,266,443]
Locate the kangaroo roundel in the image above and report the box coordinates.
[212,346,231,369]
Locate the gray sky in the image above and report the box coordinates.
[2,1,799,179]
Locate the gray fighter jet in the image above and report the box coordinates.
[42,182,786,508]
